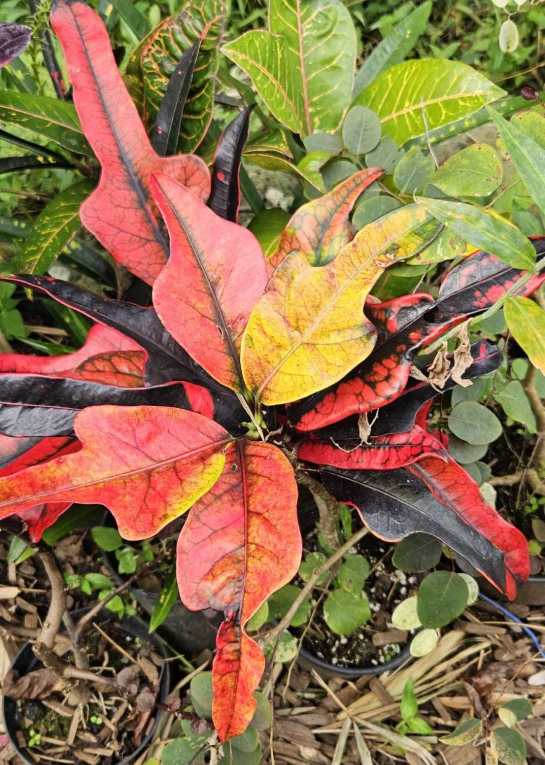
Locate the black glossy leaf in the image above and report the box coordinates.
[320,466,506,593]
[1,275,244,431]
[0,375,195,436]
[208,107,252,222]
[151,42,200,157]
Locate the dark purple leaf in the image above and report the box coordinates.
[0,23,31,68]
[208,107,252,222]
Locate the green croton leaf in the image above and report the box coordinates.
[127,0,230,153]
[433,143,503,198]
[0,91,90,156]
[223,0,356,136]
[355,59,504,145]
[417,197,536,271]
[12,181,94,275]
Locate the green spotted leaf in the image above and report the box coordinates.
[12,181,94,275]
[417,197,536,271]
[223,0,357,136]
[355,60,504,145]
[128,0,230,153]
[0,91,90,156]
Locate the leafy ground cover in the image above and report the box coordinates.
[0,1,545,764]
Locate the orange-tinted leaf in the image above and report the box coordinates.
[269,168,382,269]
[0,406,230,539]
[151,174,267,390]
[51,1,210,284]
[177,441,300,740]
[242,205,432,405]
[0,324,141,377]
[70,350,147,388]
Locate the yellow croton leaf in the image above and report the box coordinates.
[241,203,435,405]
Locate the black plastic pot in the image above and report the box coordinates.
[514,575,545,606]
[2,616,171,765]
[298,643,411,680]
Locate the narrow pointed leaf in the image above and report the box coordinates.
[223,0,356,136]
[0,156,70,175]
[151,174,267,391]
[209,107,252,223]
[269,169,382,270]
[51,0,210,284]
[0,24,32,68]
[0,91,90,155]
[355,60,504,145]
[0,375,206,437]
[321,457,527,600]
[408,456,529,599]
[243,205,436,407]
[298,426,447,470]
[353,2,431,95]
[435,242,545,321]
[12,181,94,274]
[177,441,300,740]
[418,197,536,271]
[130,0,230,153]
[151,42,200,157]
[0,405,230,539]
[489,108,545,221]
[504,296,545,375]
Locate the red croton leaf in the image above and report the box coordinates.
[269,169,382,270]
[298,425,448,470]
[0,324,145,386]
[151,174,268,391]
[0,434,80,541]
[0,405,231,539]
[177,440,300,740]
[50,0,211,285]
[407,456,529,599]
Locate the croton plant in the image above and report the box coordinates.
[0,0,540,743]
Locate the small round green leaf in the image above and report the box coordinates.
[440,718,482,746]
[299,552,328,584]
[459,574,479,605]
[417,571,469,628]
[90,526,123,552]
[190,672,213,719]
[499,19,519,53]
[336,554,370,593]
[251,691,273,731]
[394,146,435,194]
[492,726,527,765]
[500,698,533,722]
[353,195,401,229]
[410,628,439,657]
[231,726,259,752]
[268,584,311,628]
[392,596,422,630]
[448,402,503,445]
[433,144,503,198]
[246,601,269,633]
[342,106,381,155]
[365,137,404,173]
[392,533,442,573]
[323,590,371,636]
[448,437,488,465]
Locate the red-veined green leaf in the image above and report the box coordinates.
[51,0,211,285]
[177,441,300,740]
[0,405,230,539]
[151,174,267,391]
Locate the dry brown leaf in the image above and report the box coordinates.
[2,668,63,699]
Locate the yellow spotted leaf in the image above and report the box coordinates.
[241,204,433,404]
[504,296,545,375]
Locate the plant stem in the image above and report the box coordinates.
[37,551,66,650]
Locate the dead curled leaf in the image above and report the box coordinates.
[2,668,63,700]
[450,323,473,387]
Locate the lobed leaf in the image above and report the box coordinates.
[177,441,300,740]
[51,0,211,284]
[151,174,268,391]
[269,169,382,270]
[242,205,434,405]
[0,405,230,539]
